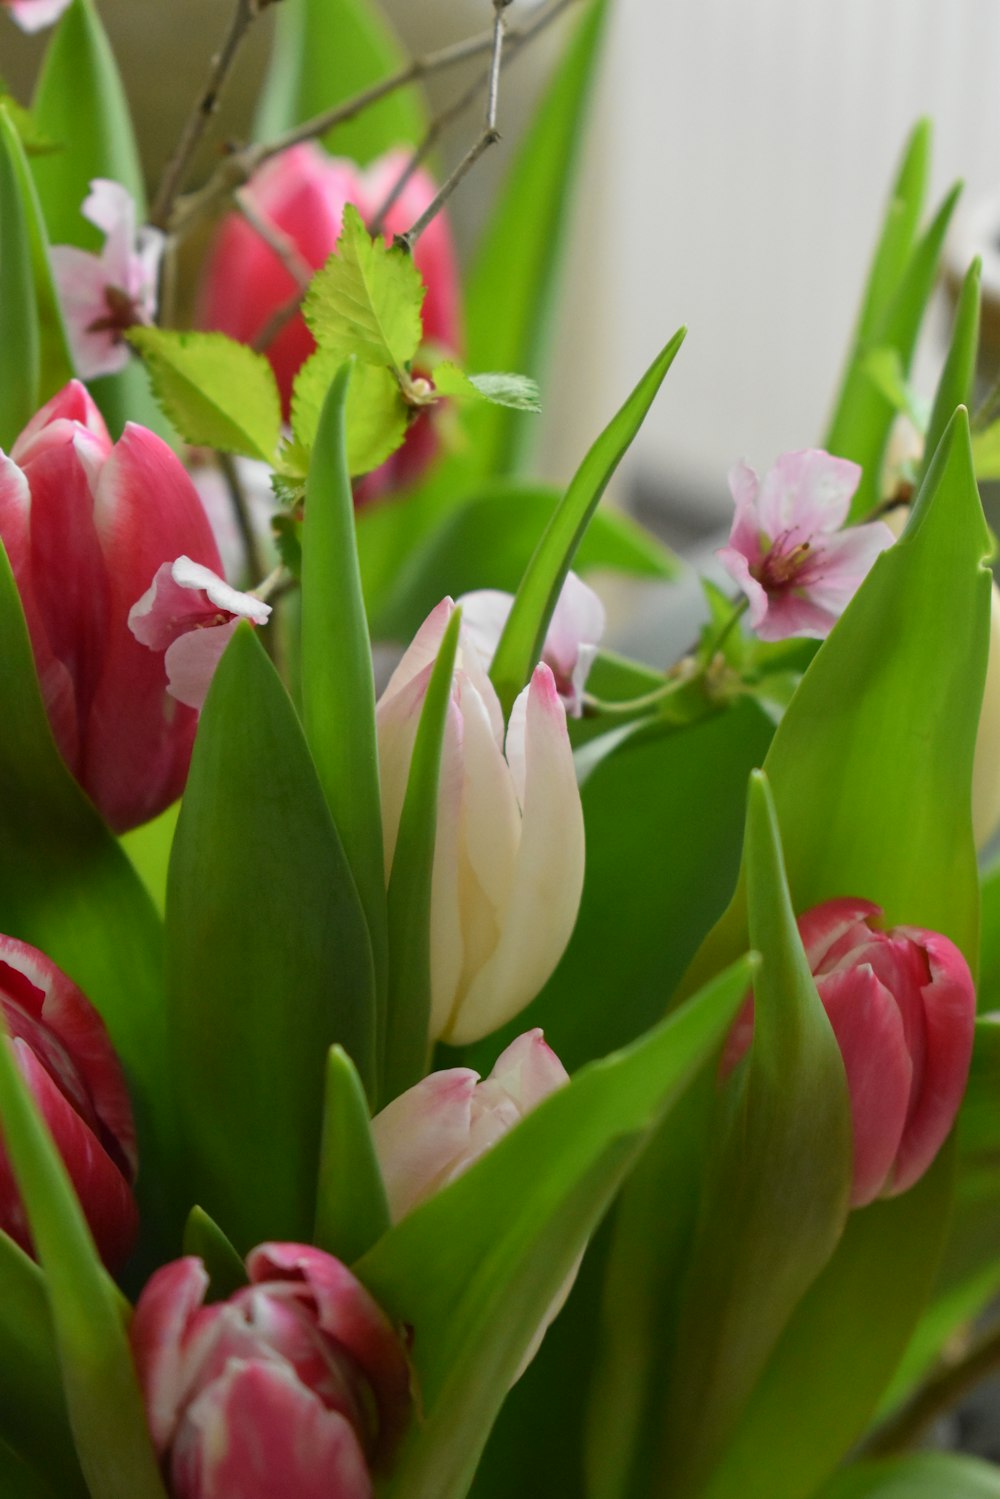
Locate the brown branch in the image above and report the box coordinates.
[861,1318,1000,1457]
[235,188,313,287]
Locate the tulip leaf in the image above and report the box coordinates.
[383,606,462,1102]
[431,364,542,414]
[0,1234,85,1495]
[291,348,408,475]
[303,205,424,375]
[313,1046,391,1264]
[463,0,610,479]
[0,1441,62,1499]
[971,420,1000,482]
[167,624,376,1250]
[254,0,425,163]
[816,1454,1000,1499]
[301,363,388,1085]
[489,331,685,718]
[182,1207,248,1303]
[0,1008,168,1499]
[0,105,40,447]
[918,255,980,489]
[359,955,755,1499]
[0,543,169,1222]
[127,328,282,464]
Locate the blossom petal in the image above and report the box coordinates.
[50,246,129,380]
[4,0,72,31]
[755,449,861,544]
[163,619,241,710]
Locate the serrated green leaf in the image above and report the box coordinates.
[292,346,408,474]
[314,1046,391,1263]
[432,363,542,413]
[271,509,303,576]
[182,1208,248,1303]
[127,328,282,462]
[490,331,685,718]
[303,204,424,373]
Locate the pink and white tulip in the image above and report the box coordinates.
[717,449,893,641]
[131,1243,411,1499]
[723,898,976,1207]
[459,571,606,718]
[377,601,585,1046]
[0,935,137,1269]
[0,381,226,830]
[51,181,163,380]
[197,143,461,495]
[2,0,71,31]
[129,557,271,711]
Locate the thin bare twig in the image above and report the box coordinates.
[235,189,313,287]
[861,1319,1000,1457]
[216,451,267,586]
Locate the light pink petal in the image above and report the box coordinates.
[726,461,764,557]
[716,543,770,630]
[752,591,842,642]
[128,562,219,653]
[372,1069,479,1220]
[82,180,136,279]
[543,572,606,715]
[4,0,71,31]
[755,449,861,544]
[427,693,467,1038]
[817,966,912,1207]
[486,1027,569,1112]
[163,618,241,710]
[797,519,895,615]
[378,598,455,711]
[453,672,520,929]
[49,245,128,380]
[456,589,512,672]
[130,1257,212,1452]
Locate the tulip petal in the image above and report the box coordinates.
[797,898,881,972]
[130,1256,212,1452]
[371,1068,478,1220]
[487,1028,570,1112]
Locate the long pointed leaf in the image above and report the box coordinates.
[917,255,980,490]
[0,106,40,446]
[314,1046,391,1263]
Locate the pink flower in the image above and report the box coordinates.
[131,1243,411,1499]
[2,0,70,31]
[0,381,226,831]
[377,600,585,1046]
[0,935,137,1269]
[51,182,163,380]
[716,449,893,641]
[458,571,606,718]
[197,143,461,496]
[723,899,976,1207]
[128,557,271,711]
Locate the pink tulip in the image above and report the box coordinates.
[717,449,894,641]
[0,381,226,831]
[51,181,163,380]
[459,571,606,718]
[197,143,461,496]
[0,935,137,1269]
[131,1243,411,1499]
[377,600,585,1046]
[723,898,976,1207]
[2,0,70,31]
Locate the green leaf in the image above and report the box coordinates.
[971,421,1000,481]
[463,0,610,478]
[816,1454,1000,1499]
[918,256,980,489]
[313,1046,391,1263]
[0,1008,167,1499]
[432,364,542,413]
[303,205,424,373]
[166,625,376,1250]
[127,329,282,463]
[182,1207,248,1302]
[119,801,180,919]
[383,606,462,1101]
[301,363,387,1089]
[858,347,926,429]
[292,347,408,475]
[855,121,931,346]
[358,955,755,1499]
[0,1439,62,1499]
[0,105,40,446]
[489,331,685,717]
[254,0,426,164]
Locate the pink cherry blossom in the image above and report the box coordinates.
[51,181,163,380]
[716,449,893,642]
[459,571,606,717]
[2,0,71,31]
[128,557,271,711]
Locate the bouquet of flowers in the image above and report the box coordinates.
[0,1,999,1496]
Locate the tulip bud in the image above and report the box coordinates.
[131,1243,411,1499]
[197,143,461,497]
[377,600,585,1046]
[0,382,227,831]
[0,934,137,1269]
[724,898,976,1207]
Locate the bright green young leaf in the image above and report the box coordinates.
[119,801,180,919]
[292,347,408,474]
[127,329,282,463]
[303,205,424,373]
[182,1207,248,1303]
[490,331,685,717]
[313,1046,391,1264]
[859,347,926,430]
[0,107,40,446]
[0,95,57,158]
[167,625,376,1250]
[301,364,387,1086]
[816,1454,1000,1499]
[382,606,462,1102]
[0,1234,84,1495]
[254,0,426,163]
[463,0,610,478]
[432,363,542,413]
[971,421,1000,482]
[918,255,980,489]
[359,955,755,1499]
[854,121,931,347]
[0,1008,167,1499]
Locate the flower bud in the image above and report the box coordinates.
[376,600,585,1046]
[724,898,976,1206]
[131,1243,411,1499]
[0,382,226,830]
[0,935,137,1269]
